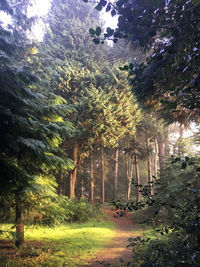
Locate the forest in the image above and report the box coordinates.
[0,0,200,266]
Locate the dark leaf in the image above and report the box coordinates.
[89,28,96,36]
[106,3,111,12]
[93,38,100,44]
[96,26,102,36]
[95,4,103,11]
[111,9,116,16]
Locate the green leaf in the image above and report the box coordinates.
[89,28,96,36]
[100,0,107,7]
[119,65,129,71]
[106,4,111,12]
[111,9,116,16]
[95,4,103,11]
[96,26,102,36]
[181,162,187,169]
[129,63,134,69]
[93,38,100,44]
[106,27,114,37]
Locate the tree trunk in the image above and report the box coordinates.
[134,153,141,203]
[15,195,24,247]
[101,147,105,204]
[90,152,94,203]
[146,136,153,196]
[133,135,141,203]
[70,143,78,199]
[154,139,158,176]
[158,140,165,177]
[178,123,185,157]
[127,162,133,200]
[180,123,184,138]
[114,147,119,199]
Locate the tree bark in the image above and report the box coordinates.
[90,152,94,203]
[114,147,119,199]
[101,147,105,204]
[158,140,165,177]
[146,136,153,196]
[15,195,24,247]
[69,143,78,199]
[180,123,184,138]
[134,152,141,203]
[127,161,133,200]
[154,139,158,176]
[133,135,141,203]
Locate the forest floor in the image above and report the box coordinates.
[82,207,145,267]
[0,207,147,267]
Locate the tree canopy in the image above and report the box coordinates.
[87,0,200,122]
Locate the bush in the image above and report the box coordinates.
[124,157,200,266]
[1,193,102,226]
[26,197,102,225]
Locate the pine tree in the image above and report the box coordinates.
[0,0,73,246]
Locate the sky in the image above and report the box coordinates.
[0,0,118,41]
[28,0,118,41]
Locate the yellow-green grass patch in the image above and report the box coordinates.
[0,221,115,267]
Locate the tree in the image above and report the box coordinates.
[39,0,113,199]
[0,0,73,246]
[85,0,200,121]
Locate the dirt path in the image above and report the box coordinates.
[81,207,143,267]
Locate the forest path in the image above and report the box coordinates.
[81,207,143,267]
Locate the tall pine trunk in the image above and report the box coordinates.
[180,123,184,138]
[127,161,133,200]
[15,195,24,247]
[114,147,119,198]
[70,143,78,199]
[146,136,153,196]
[153,139,158,176]
[90,152,94,203]
[101,147,105,203]
[178,123,185,157]
[158,140,165,177]
[133,135,141,203]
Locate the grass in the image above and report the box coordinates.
[0,220,115,267]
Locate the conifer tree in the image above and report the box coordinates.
[0,0,73,246]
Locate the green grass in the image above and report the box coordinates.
[0,220,115,267]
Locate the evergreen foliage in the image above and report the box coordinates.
[0,0,74,246]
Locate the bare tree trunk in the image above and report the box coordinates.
[70,143,78,199]
[154,139,158,176]
[133,135,141,203]
[158,140,165,177]
[15,195,24,247]
[90,152,94,203]
[146,136,153,196]
[134,153,141,203]
[127,162,133,200]
[180,123,184,138]
[178,123,185,157]
[101,147,105,204]
[114,147,119,199]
